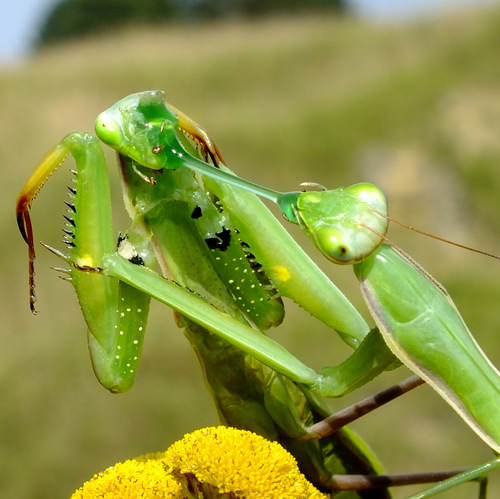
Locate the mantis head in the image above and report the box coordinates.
[96,90,225,175]
[294,183,389,264]
[95,90,190,171]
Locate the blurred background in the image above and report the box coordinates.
[2,0,500,497]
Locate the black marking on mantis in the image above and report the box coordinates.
[204,227,232,252]
[117,235,145,266]
[191,205,202,219]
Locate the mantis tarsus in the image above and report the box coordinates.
[17,90,500,497]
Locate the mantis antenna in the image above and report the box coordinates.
[369,207,500,261]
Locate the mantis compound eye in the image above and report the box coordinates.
[95,112,123,149]
[314,226,358,264]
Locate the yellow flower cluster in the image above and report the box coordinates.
[70,452,183,498]
[70,426,328,499]
[165,426,327,498]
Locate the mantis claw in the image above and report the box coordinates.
[16,208,37,313]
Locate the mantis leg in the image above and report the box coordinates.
[102,242,396,396]
[405,457,500,499]
[16,133,152,393]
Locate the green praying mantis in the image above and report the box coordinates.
[16,90,500,497]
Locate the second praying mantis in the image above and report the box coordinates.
[17,90,500,497]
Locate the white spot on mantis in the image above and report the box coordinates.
[133,340,139,344]
[250,300,255,304]
[137,308,142,313]
[126,308,131,312]
[228,279,234,284]
[240,279,245,283]
[119,331,124,335]
[236,286,241,290]
[117,346,121,350]
[235,267,240,271]
[115,355,120,359]
[251,284,255,289]
[138,327,143,332]
[120,312,125,317]
[243,269,248,274]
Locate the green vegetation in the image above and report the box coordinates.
[35,0,346,49]
[3,6,500,498]
[35,0,174,48]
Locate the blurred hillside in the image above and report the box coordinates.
[2,5,500,498]
[34,0,346,49]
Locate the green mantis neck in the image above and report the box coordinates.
[178,154,302,222]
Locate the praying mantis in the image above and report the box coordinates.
[16,90,500,497]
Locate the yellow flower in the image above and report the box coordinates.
[70,426,328,498]
[165,426,328,499]
[70,452,184,499]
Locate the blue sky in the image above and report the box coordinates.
[0,0,497,65]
